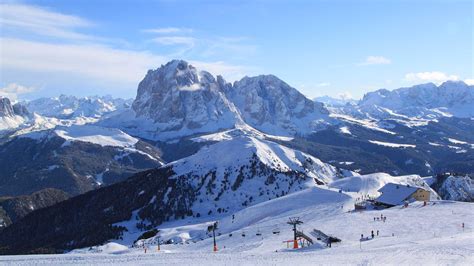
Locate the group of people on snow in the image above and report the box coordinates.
[373,213,387,222]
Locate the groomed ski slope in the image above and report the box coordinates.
[2,185,473,265]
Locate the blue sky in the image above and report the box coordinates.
[0,0,472,101]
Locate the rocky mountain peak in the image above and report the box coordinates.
[227,74,330,135]
[0,97,15,117]
[131,60,237,135]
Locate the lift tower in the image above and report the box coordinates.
[287,217,303,249]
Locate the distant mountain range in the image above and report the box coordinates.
[0,59,472,254]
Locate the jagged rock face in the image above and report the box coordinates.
[0,98,15,117]
[0,97,30,134]
[430,174,474,202]
[228,75,329,135]
[132,60,236,132]
[128,60,333,140]
[12,103,29,117]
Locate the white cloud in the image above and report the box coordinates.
[464,79,474,85]
[358,56,391,66]
[0,83,35,101]
[0,4,256,97]
[0,3,94,40]
[404,71,459,84]
[152,36,196,47]
[1,38,254,94]
[142,27,193,34]
[1,38,166,84]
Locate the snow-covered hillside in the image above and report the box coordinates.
[0,124,163,196]
[4,183,472,264]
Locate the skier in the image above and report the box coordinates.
[371,230,374,239]
[374,217,376,221]
[377,230,379,236]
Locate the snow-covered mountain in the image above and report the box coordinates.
[339,81,474,121]
[25,95,132,119]
[0,129,357,252]
[0,125,163,196]
[228,75,331,135]
[314,95,358,107]
[126,60,238,140]
[102,60,334,141]
[0,97,30,133]
[0,130,441,254]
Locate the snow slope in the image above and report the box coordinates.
[54,125,138,148]
[21,125,138,148]
[3,189,472,265]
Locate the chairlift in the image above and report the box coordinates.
[256,229,262,236]
[272,228,280,234]
[242,231,246,237]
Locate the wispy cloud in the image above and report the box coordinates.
[1,37,255,93]
[358,56,391,66]
[0,3,94,40]
[142,27,193,34]
[0,83,36,101]
[1,37,166,84]
[152,36,196,47]
[143,26,257,60]
[0,5,256,97]
[404,71,459,84]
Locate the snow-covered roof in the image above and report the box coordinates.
[375,183,422,206]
